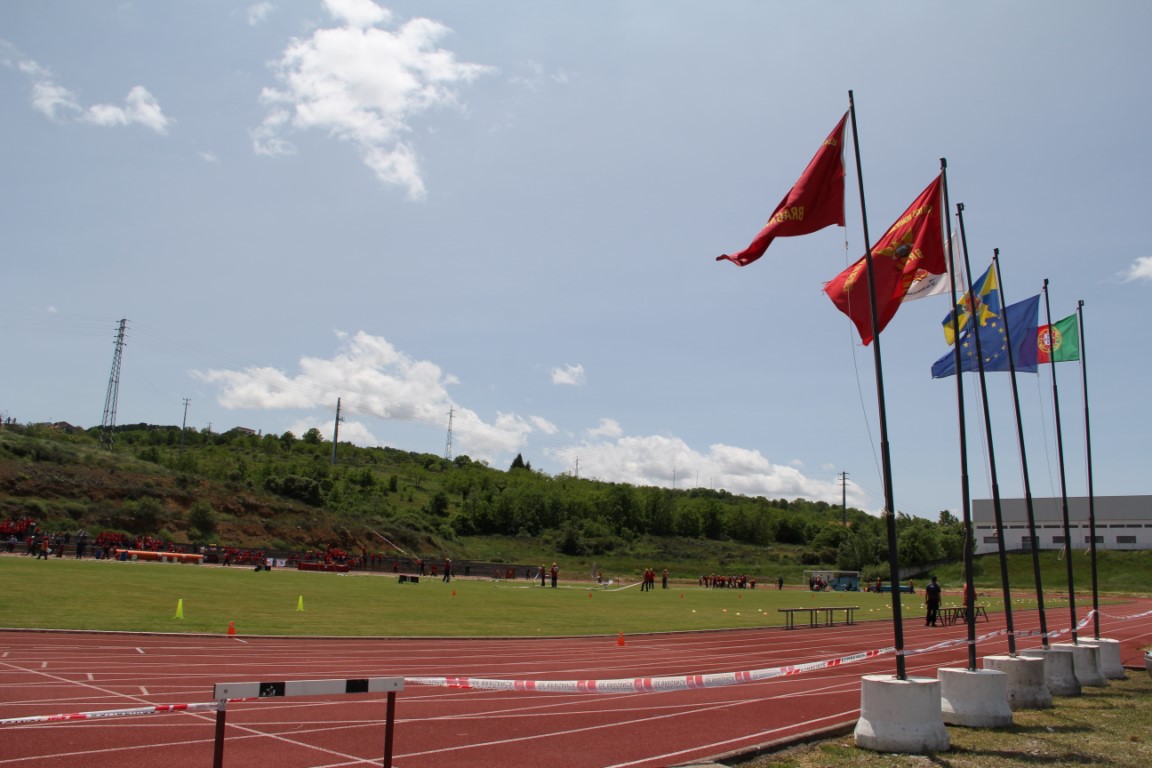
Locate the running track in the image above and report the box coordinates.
[2,600,1150,768]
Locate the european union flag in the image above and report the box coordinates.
[931,294,1040,378]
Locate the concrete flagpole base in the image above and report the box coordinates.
[1088,638,1126,679]
[937,668,1013,727]
[1053,641,1107,687]
[1019,647,1081,696]
[982,655,1052,710]
[854,674,949,754]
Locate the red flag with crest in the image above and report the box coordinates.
[823,175,945,345]
[716,113,848,267]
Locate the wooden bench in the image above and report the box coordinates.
[938,605,988,626]
[779,606,859,630]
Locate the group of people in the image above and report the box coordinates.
[534,563,559,587]
[699,573,757,589]
[639,567,669,591]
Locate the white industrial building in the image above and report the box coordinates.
[972,495,1152,555]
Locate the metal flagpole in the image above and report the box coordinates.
[848,89,905,679]
[993,252,1050,649]
[955,222,1018,657]
[1042,280,1079,643]
[943,193,977,670]
[1076,301,1100,638]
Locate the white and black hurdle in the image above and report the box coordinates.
[211,676,404,767]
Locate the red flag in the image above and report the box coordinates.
[823,175,945,345]
[716,113,847,266]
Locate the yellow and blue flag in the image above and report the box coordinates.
[942,263,1000,345]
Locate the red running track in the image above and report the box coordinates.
[2,600,1150,768]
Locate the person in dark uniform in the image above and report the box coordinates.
[924,576,942,626]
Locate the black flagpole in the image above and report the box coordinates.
[1077,300,1100,638]
[942,183,978,670]
[994,251,1049,650]
[848,90,905,679]
[1042,280,1079,643]
[955,211,1017,657]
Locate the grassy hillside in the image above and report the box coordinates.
[0,425,839,580]
[1,424,1143,590]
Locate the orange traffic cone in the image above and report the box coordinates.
[227,621,236,636]
[616,632,625,647]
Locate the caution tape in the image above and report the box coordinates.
[0,700,227,727]
[7,606,1151,726]
[404,647,893,693]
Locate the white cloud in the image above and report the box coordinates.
[546,437,864,507]
[29,78,81,120]
[586,418,623,439]
[286,416,380,446]
[509,61,573,92]
[529,415,558,435]
[550,363,585,386]
[253,1,493,199]
[325,0,390,28]
[193,331,862,507]
[193,331,537,465]
[1122,257,1152,282]
[198,150,220,163]
[1,40,169,133]
[82,85,171,134]
[246,2,275,26]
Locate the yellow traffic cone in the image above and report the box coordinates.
[297,595,304,612]
[174,599,184,619]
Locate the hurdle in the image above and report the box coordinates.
[211,676,404,768]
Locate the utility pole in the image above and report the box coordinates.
[574,457,579,480]
[180,398,191,451]
[840,471,849,526]
[331,398,343,464]
[444,407,454,460]
[100,319,128,449]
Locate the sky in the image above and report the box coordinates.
[2,0,1150,519]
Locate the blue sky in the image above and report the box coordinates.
[2,1,1149,518]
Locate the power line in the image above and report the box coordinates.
[444,407,454,460]
[99,319,128,449]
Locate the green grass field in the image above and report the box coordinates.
[0,555,1084,637]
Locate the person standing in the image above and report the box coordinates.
[777,576,784,590]
[550,562,558,588]
[442,559,452,583]
[539,565,546,587]
[924,576,942,627]
[661,569,669,589]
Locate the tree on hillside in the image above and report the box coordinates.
[188,500,217,540]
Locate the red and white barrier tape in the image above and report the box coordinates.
[7,606,1151,726]
[404,647,893,693]
[0,700,225,727]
